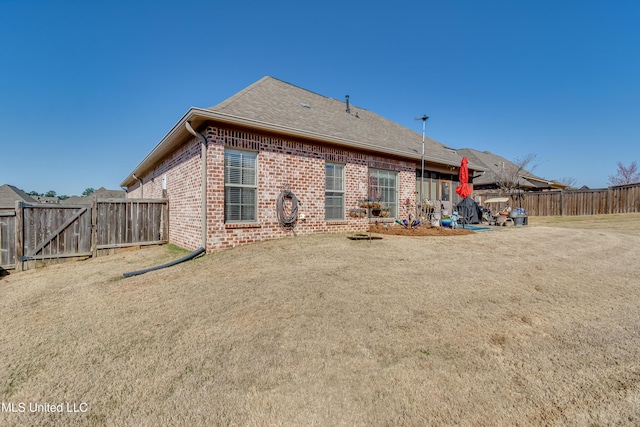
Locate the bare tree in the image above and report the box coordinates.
[556,176,577,188]
[495,153,538,194]
[608,161,640,186]
[493,153,539,209]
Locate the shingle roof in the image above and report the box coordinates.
[208,76,466,168]
[122,76,483,187]
[60,187,126,205]
[0,184,36,208]
[60,196,86,205]
[94,187,126,198]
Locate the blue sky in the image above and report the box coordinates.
[1,0,639,196]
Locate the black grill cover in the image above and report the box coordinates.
[456,198,482,224]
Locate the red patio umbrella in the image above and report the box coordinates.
[456,157,472,199]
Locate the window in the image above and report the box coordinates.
[369,169,398,218]
[416,177,427,202]
[452,181,461,204]
[325,162,345,220]
[417,170,441,200]
[224,149,258,223]
[430,180,438,200]
[441,181,450,202]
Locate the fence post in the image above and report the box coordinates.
[14,201,23,272]
[91,196,98,258]
[161,199,169,242]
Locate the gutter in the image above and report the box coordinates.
[185,121,208,249]
[121,108,483,188]
[194,108,466,166]
[132,174,143,198]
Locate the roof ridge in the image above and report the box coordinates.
[267,76,338,102]
[210,76,376,114]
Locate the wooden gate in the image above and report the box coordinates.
[18,203,93,266]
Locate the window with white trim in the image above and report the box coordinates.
[369,168,398,218]
[224,149,258,223]
[325,162,345,220]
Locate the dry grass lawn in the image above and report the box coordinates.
[1,214,640,426]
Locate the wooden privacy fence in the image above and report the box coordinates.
[481,183,640,216]
[1,198,168,271]
[95,199,168,251]
[0,210,16,271]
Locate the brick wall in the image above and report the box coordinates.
[128,124,417,252]
[127,139,203,251]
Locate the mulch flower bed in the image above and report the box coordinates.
[369,223,475,236]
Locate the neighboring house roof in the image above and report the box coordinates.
[32,196,59,204]
[457,148,567,190]
[94,187,126,198]
[522,175,569,189]
[60,196,86,205]
[0,184,37,208]
[122,76,482,187]
[60,187,126,205]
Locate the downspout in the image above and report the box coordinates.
[132,174,143,198]
[185,121,208,250]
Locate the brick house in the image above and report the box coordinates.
[121,76,480,252]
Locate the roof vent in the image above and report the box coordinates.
[345,95,350,113]
[300,102,310,108]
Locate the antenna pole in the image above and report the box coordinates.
[416,115,429,218]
